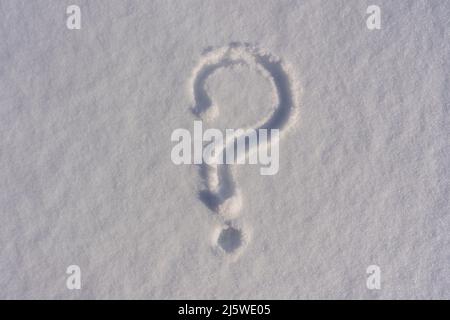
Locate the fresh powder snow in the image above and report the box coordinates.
[0,0,448,299]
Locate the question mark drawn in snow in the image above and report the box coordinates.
[190,43,299,259]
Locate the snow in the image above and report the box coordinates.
[0,0,448,299]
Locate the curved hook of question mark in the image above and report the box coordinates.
[190,43,299,258]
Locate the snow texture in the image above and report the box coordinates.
[0,0,449,299]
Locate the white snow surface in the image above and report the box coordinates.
[0,0,449,299]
